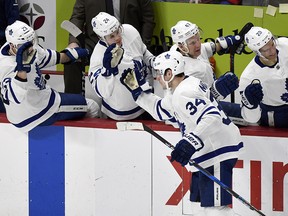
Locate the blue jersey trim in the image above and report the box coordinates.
[156,100,173,121]
[196,106,220,124]
[193,142,244,164]
[13,90,56,128]
[102,99,142,116]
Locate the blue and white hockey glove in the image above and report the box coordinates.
[102,43,124,76]
[216,35,241,54]
[15,41,37,73]
[120,61,152,101]
[241,80,263,109]
[210,72,239,101]
[61,47,89,63]
[217,35,242,49]
[170,133,204,167]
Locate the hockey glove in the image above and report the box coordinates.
[15,41,37,73]
[120,61,152,101]
[241,80,263,109]
[210,72,239,101]
[103,43,124,76]
[61,47,89,63]
[216,35,241,55]
[171,133,204,167]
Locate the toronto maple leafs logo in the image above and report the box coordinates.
[164,53,171,59]
[178,121,186,136]
[281,92,288,102]
[92,21,96,28]
[172,28,176,35]
[280,79,288,102]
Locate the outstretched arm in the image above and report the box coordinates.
[120,63,174,121]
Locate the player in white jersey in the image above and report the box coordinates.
[0,20,100,132]
[88,12,154,120]
[239,26,288,127]
[169,21,243,125]
[120,50,243,216]
[170,20,240,98]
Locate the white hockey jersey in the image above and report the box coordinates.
[137,76,243,171]
[88,24,154,120]
[170,42,215,87]
[239,37,288,123]
[0,43,61,132]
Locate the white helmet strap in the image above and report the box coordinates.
[178,42,189,55]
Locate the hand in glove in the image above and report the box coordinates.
[120,60,151,100]
[102,43,124,76]
[61,47,89,63]
[216,35,241,55]
[241,80,263,109]
[15,41,37,72]
[170,133,204,167]
[210,72,239,101]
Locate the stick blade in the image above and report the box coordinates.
[116,122,144,131]
[61,20,82,38]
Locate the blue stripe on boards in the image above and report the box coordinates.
[29,126,65,216]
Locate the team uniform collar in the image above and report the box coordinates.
[254,49,279,68]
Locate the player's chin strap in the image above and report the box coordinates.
[116,122,266,216]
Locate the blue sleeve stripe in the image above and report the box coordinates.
[102,99,142,115]
[156,100,173,121]
[196,106,220,124]
[39,49,52,69]
[38,55,47,68]
[8,79,20,104]
[94,79,102,98]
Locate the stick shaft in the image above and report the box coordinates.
[61,20,86,96]
[229,22,253,103]
[141,124,265,216]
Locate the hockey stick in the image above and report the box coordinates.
[116,122,266,216]
[229,22,254,103]
[159,28,168,52]
[61,20,86,96]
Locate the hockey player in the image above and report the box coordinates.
[120,50,243,215]
[0,20,100,132]
[88,12,154,120]
[170,21,244,124]
[239,26,288,127]
[170,20,240,95]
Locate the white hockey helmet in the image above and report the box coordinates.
[91,12,120,38]
[245,26,273,55]
[154,51,185,89]
[170,20,199,44]
[5,20,36,47]
[154,50,185,76]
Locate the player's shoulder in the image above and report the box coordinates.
[122,24,139,34]
[241,57,259,74]
[174,76,203,97]
[122,24,142,43]
[277,37,288,43]
[276,37,288,50]
[239,60,260,84]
